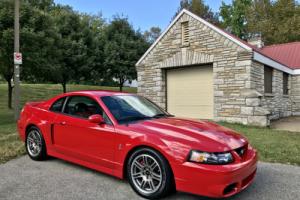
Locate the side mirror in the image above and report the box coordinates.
[88,114,105,124]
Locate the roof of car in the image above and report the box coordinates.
[65,90,134,97]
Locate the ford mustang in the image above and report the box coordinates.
[18,90,257,199]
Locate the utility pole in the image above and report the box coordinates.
[14,0,21,120]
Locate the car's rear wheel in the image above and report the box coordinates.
[26,126,47,161]
[127,148,174,199]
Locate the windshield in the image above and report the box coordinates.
[101,95,171,123]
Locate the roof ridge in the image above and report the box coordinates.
[136,9,252,66]
[263,41,300,48]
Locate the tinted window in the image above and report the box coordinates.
[50,97,65,112]
[101,95,169,124]
[64,96,103,118]
[63,96,112,124]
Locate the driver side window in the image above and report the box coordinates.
[64,96,111,124]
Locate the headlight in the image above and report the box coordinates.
[188,150,233,164]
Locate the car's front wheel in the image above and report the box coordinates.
[26,126,47,161]
[127,148,174,199]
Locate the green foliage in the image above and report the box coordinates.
[0,0,14,82]
[220,0,252,39]
[174,0,220,25]
[103,16,149,91]
[247,0,300,45]
[220,0,300,44]
[0,1,149,107]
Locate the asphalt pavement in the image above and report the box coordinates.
[0,156,299,200]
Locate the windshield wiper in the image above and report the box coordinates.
[119,116,152,123]
[152,113,174,118]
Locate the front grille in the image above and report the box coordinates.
[235,146,246,157]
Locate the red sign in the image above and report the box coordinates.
[14,52,22,65]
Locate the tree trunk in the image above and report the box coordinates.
[7,80,13,109]
[62,82,67,93]
[119,84,123,92]
[119,77,124,92]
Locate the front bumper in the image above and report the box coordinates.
[173,147,258,198]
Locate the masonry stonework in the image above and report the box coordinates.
[248,61,295,125]
[291,75,300,115]
[136,12,300,126]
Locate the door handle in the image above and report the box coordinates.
[60,121,67,126]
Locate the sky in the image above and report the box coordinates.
[53,0,231,31]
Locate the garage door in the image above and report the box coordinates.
[166,65,214,119]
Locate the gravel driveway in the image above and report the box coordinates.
[0,156,299,200]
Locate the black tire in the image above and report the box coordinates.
[127,147,174,199]
[25,126,47,161]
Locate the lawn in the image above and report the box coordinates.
[219,122,300,166]
[0,83,300,166]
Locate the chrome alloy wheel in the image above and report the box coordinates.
[130,154,163,194]
[26,130,42,157]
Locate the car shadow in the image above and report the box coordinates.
[46,157,127,182]
[44,157,263,200]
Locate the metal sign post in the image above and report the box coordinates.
[14,0,21,121]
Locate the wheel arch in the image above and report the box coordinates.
[122,145,175,184]
[25,123,39,136]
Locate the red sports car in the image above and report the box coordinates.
[18,90,257,199]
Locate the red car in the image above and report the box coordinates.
[18,90,257,199]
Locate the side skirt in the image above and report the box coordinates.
[47,149,123,179]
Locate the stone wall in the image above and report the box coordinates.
[136,11,300,126]
[137,12,253,125]
[291,75,300,115]
[249,61,295,124]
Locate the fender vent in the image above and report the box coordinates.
[235,146,246,157]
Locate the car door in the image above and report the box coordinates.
[52,95,116,169]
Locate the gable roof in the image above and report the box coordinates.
[259,42,300,69]
[136,9,252,67]
[136,9,300,75]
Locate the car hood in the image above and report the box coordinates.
[128,117,248,152]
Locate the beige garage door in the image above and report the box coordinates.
[167,65,214,119]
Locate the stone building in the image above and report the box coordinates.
[136,9,300,126]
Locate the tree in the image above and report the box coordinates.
[245,0,273,42]
[25,0,54,11]
[76,14,106,85]
[0,0,59,108]
[220,0,252,40]
[0,0,14,109]
[104,17,148,91]
[143,26,161,44]
[221,0,300,44]
[174,0,219,25]
[47,6,88,93]
[21,2,58,83]
[247,0,300,45]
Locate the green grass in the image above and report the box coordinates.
[0,83,136,164]
[0,84,300,166]
[219,122,300,166]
